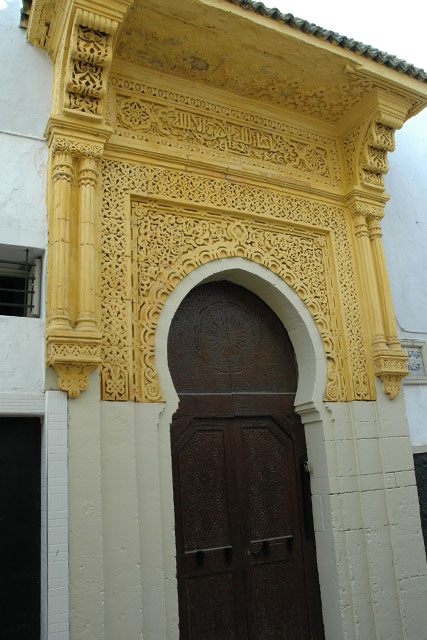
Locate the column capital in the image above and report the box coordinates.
[346,191,386,220]
[78,156,99,187]
[47,122,109,159]
[52,152,74,182]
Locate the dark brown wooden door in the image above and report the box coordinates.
[0,417,41,640]
[168,282,324,640]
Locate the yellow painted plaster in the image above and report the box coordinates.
[28,0,427,399]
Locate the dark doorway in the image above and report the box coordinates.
[0,417,41,640]
[168,281,324,639]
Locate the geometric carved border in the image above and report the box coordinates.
[100,159,372,402]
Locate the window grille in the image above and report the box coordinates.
[0,249,40,318]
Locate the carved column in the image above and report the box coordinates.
[76,156,99,332]
[344,93,411,399]
[46,136,104,398]
[49,152,73,330]
[350,201,409,398]
[351,204,387,351]
[366,212,400,350]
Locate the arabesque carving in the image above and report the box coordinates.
[50,136,105,158]
[343,125,361,184]
[112,79,342,186]
[65,10,117,119]
[132,201,342,402]
[360,113,401,188]
[100,160,372,403]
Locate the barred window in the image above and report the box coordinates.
[0,248,42,318]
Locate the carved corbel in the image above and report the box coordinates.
[373,352,409,400]
[349,200,408,398]
[64,9,119,120]
[46,335,102,399]
[359,112,400,188]
[343,90,409,192]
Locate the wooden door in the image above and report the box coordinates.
[168,282,324,639]
[0,417,41,640]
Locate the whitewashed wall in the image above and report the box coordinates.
[383,108,427,447]
[0,0,52,395]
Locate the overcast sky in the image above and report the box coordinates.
[271,0,427,71]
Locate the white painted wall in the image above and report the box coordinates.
[0,0,52,395]
[0,0,52,137]
[383,108,427,447]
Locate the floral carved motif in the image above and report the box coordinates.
[65,15,116,118]
[114,91,341,186]
[343,125,361,184]
[50,135,105,159]
[75,26,109,65]
[132,202,342,402]
[100,160,372,403]
[359,113,400,189]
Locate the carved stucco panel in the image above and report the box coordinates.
[343,124,362,185]
[109,75,343,187]
[100,160,371,403]
[131,202,346,402]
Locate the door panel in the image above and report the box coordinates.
[179,428,231,552]
[186,572,240,640]
[238,418,308,640]
[246,561,304,640]
[240,421,295,541]
[173,418,247,639]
